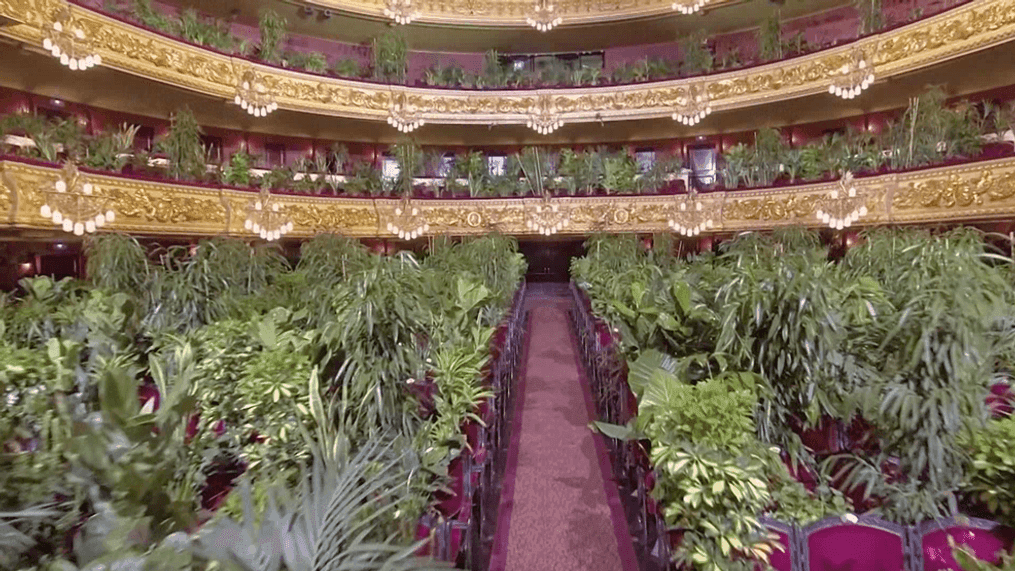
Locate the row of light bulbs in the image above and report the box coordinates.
[671,0,708,14]
[388,114,425,133]
[386,205,430,240]
[528,117,564,135]
[43,18,102,71]
[235,96,278,117]
[40,167,116,237]
[384,0,421,24]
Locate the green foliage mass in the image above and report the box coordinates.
[576,227,1015,570]
[0,233,524,571]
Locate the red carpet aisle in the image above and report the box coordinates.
[490,287,638,571]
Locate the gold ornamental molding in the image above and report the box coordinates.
[4,157,1015,238]
[303,0,741,26]
[1,0,1015,125]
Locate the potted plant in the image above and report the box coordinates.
[372,30,408,83]
[156,107,206,181]
[257,10,287,64]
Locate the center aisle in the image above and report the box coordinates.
[489,286,639,571]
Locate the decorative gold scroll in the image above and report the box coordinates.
[4,157,1015,238]
[1,0,1014,123]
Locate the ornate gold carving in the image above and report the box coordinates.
[2,158,1015,237]
[286,202,377,234]
[725,193,822,222]
[0,0,1012,124]
[894,168,1015,211]
[292,0,738,23]
[102,185,225,225]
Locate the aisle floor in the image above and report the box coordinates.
[491,290,637,571]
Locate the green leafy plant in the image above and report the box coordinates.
[174,8,241,52]
[283,50,329,74]
[83,123,139,172]
[958,415,1015,526]
[222,150,256,187]
[602,150,638,194]
[156,107,206,181]
[952,537,1015,571]
[194,441,447,571]
[332,58,363,79]
[681,32,715,76]
[372,29,409,83]
[257,10,287,64]
[130,0,172,33]
[758,13,783,62]
[856,0,885,35]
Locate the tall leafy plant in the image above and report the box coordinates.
[372,30,409,83]
[258,10,287,64]
[157,107,206,181]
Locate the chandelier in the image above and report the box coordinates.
[527,95,563,135]
[672,83,713,126]
[666,190,717,236]
[828,49,875,100]
[383,0,420,24]
[388,93,425,133]
[815,172,868,230]
[526,0,562,32]
[43,6,101,71]
[525,199,570,236]
[243,189,293,241]
[671,0,708,14]
[386,199,429,240]
[234,70,278,117]
[39,163,115,236]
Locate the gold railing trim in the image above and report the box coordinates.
[1,0,1014,124]
[3,156,1015,237]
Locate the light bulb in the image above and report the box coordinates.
[82,183,92,195]
[62,218,72,232]
[69,59,78,71]
[85,220,96,233]
[95,213,105,227]
[40,204,51,218]
[245,219,253,230]
[260,228,267,239]
[43,38,52,50]
[53,21,63,32]
[816,209,824,220]
[105,210,115,222]
[55,180,67,193]
[859,205,868,216]
[93,54,101,66]
[60,54,69,66]
[252,222,260,233]
[85,55,94,67]
[52,211,63,224]
[255,201,262,211]
[73,222,83,235]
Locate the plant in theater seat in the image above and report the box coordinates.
[157,107,206,182]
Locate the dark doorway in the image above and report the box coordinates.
[519,238,585,283]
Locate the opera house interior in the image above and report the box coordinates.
[1,0,1015,569]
